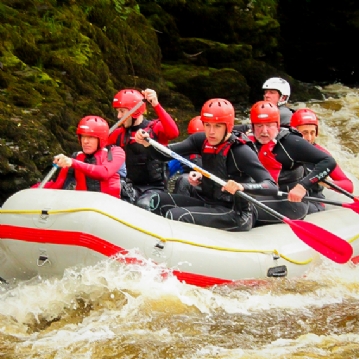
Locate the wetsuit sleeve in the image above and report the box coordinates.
[327,165,354,193]
[151,103,180,143]
[283,136,337,189]
[314,144,353,193]
[230,145,278,196]
[71,147,125,180]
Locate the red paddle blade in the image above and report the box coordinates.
[282,218,353,264]
[343,201,359,214]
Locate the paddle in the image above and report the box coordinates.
[38,164,59,189]
[321,178,359,203]
[109,99,146,133]
[144,136,353,264]
[277,191,359,214]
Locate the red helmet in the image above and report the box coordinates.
[250,101,280,127]
[76,116,109,149]
[112,89,146,118]
[290,108,319,135]
[200,98,234,133]
[187,116,204,134]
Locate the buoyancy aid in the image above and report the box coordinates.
[257,140,282,183]
[275,128,304,190]
[201,133,250,205]
[116,119,164,185]
[248,133,282,183]
[250,128,304,190]
[74,146,121,197]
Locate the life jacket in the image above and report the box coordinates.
[116,119,164,185]
[248,134,282,183]
[257,140,282,183]
[303,143,324,196]
[189,153,201,163]
[250,128,304,190]
[74,146,121,197]
[201,133,250,205]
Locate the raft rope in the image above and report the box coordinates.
[348,233,359,244]
[3,207,356,265]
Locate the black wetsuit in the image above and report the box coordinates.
[141,132,278,232]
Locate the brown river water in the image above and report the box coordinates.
[0,83,359,358]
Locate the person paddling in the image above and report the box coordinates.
[107,88,179,207]
[33,116,125,198]
[134,98,278,232]
[248,101,337,225]
[290,108,354,213]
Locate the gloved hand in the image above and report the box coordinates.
[168,159,184,178]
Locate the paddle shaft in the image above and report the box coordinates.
[305,166,358,202]
[321,178,358,202]
[38,165,58,189]
[109,99,146,133]
[278,191,347,206]
[146,137,288,222]
[278,191,359,214]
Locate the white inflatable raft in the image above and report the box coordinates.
[1,175,359,287]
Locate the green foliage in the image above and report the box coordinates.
[113,0,140,20]
[137,0,186,4]
[42,11,64,33]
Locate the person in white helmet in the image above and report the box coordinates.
[233,77,293,134]
[262,77,293,127]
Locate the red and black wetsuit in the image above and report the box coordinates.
[41,146,125,198]
[107,103,179,206]
[304,143,353,213]
[251,128,337,224]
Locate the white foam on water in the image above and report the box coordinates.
[1,249,358,331]
[293,86,359,177]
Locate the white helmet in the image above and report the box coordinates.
[262,77,291,106]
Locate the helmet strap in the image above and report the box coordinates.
[219,130,229,145]
[278,94,288,105]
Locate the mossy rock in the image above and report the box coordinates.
[179,38,252,68]
[0,71,10,88]
[143,0,281,62]
[7,83,43,108]
[162,64,249,108]
[139,3,183,61]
